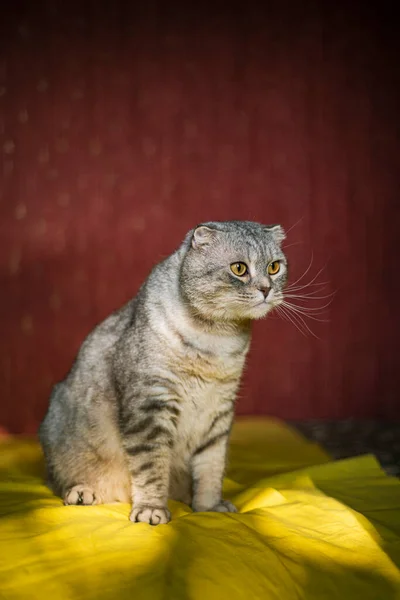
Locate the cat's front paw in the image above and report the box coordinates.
[210,500,238,513]
[193,499,238,513]
[130,505,171,525]
[64,485,98,505]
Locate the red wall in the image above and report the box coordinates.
[1,2,399,433]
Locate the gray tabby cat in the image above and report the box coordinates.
[39,220,287,525]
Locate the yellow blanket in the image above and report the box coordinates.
[1,418,400,600]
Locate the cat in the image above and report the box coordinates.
[39,220,288,525]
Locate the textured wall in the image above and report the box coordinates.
[0,2,399,432]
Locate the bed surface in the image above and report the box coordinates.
[1,418,400,600]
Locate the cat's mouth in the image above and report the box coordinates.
[255,299,271,306]
[254,297,282,310]
[254,293,279,308]
[251,298,276,313]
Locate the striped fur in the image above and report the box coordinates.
[39,221,287,524]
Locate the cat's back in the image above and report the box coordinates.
[64,297,138,387]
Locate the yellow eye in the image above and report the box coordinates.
[230,262,248,277]
[267,261,281,275]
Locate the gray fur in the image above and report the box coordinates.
[39,220,288,524]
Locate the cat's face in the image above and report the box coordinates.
[180,221,288,322]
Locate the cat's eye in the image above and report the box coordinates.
[267,261,281,275]
[230,262,248,277]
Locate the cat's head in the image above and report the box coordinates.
[180,220,288,322]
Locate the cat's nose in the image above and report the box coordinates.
[258,286,271,299]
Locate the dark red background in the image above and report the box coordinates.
[1,1,399,433]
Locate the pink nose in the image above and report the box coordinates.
[258,286,271,299]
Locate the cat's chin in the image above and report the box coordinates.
[247,302,275,320]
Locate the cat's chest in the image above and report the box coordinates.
[159,327,247,459]
[173,383,234,458]
[174,351,243,385]
[169,328,248,384]
[171,353,241,456]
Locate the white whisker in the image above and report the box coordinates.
[284,216,304,236]
[282,300,332,315]
[283,298,334,312]
[276,305,307,337]
[280,304,321,339]
[281,302,330,322]
[282,241,304,250]
[279,304,316,337]
[284,291,335,301]
[294,264,328,290]
[287,252,314,288]
[285,281,329,292]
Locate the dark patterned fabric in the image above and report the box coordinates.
[292,421,400,476]
[0,2,399,433]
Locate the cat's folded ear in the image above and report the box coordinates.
[191,225,217,249]
[264,224,286,244]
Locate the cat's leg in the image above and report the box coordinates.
[169,466,192,505]
[121,401,179,525]
[191,412,237,514]
[40,384,131,506]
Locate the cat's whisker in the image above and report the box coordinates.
[283,308,329,317]
[285,281,329,293]
[276,292,333,314]
[276,305,307,337]
[283,291,335,301]
[282,241,303,250]
[282,299,333,313]
[286,279,328,288]
[286,264,328,294]
[278,304,317,338]
[274,306,294,330]
[287,252,314,288]
[279,304,321,339]
[281,302,330,322]
[285,281,330,291]
[284,215,304,236]
[304,264,329,287]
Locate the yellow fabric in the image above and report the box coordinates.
[1,418,400,600]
